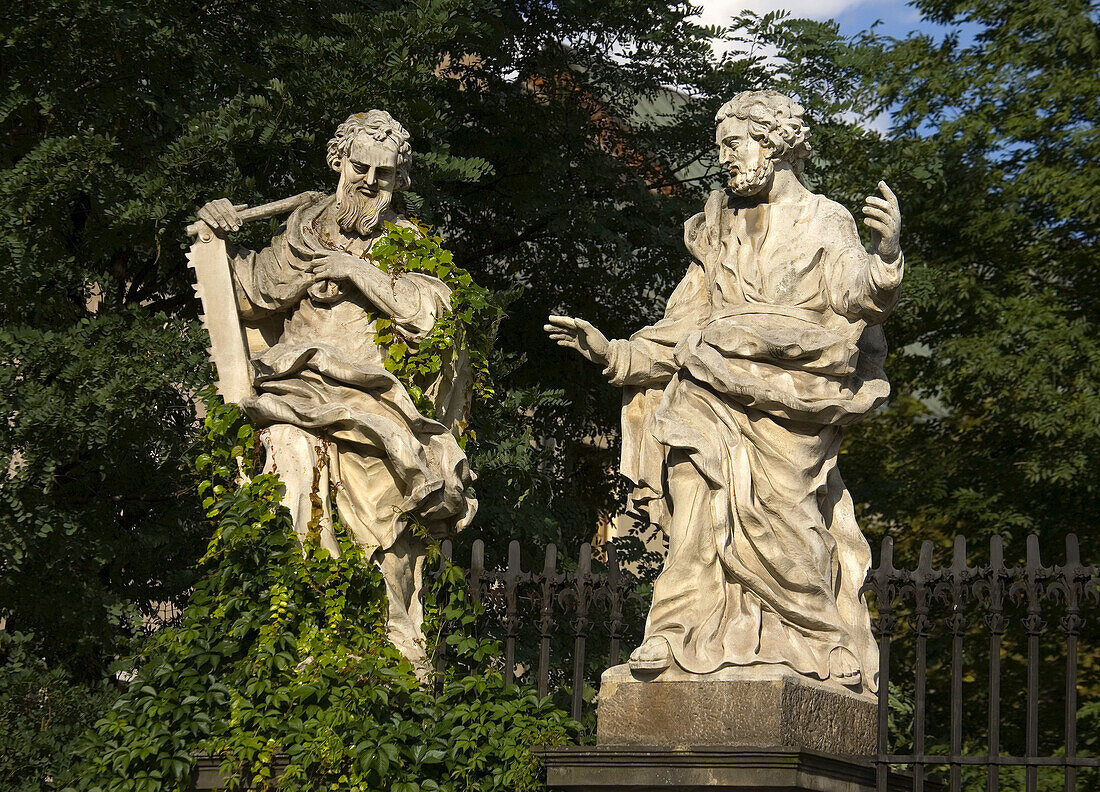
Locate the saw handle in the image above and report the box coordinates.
[186,191,324,238]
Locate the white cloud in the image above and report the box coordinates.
[693,0,868,28]
[692,1,887,59]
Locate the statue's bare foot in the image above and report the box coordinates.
[628,637,673,672]
[829,646,862,686]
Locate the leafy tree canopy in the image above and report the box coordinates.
[838,0,1100,555]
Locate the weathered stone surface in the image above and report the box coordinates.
[596,664,876,755]
[537,746,931,792]
[546,90,904,689]
[189,111,476,678]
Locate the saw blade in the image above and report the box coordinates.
[187,223,254,403]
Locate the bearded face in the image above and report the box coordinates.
[716,115,775,198]
[335,175,391,235]
[727,157,775,197]
[334,136,400,236]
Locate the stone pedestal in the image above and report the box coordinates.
[595,663,877,755]
[540,664,888,792]
[538,746,925,792]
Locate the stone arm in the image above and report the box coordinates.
[227,240,317,320]
[824,183,904,325]
[601,262,707,387]
[823,209,904,325]
[312,254,450,339]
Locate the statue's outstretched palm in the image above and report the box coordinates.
[545,314,610,367]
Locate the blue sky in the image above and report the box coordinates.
[694,0,934,40]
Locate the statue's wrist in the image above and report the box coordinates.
[877,245,901,265]
[602,338,630,386]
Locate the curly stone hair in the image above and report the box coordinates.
[715,91,812,176]
[326,110,412,190]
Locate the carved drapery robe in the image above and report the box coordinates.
[606,190,902,688]
[226,196,476,555]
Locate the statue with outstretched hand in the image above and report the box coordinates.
[546,90,902,693]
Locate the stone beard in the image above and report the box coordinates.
[727,155,774,197]
[335,175,392,236]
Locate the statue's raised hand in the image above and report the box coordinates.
[861,181,901,263]
[196,198,247,234]
[545,314,610,367]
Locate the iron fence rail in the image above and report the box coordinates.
[435,533,1100,791]
[860,533,1100,792]
[430,538,645,722]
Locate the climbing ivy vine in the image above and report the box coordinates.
[315,219,503,428]
[67,397,576,792]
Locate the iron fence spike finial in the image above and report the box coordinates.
[918,539,934,572]
[952,534,967,571]
[470,540,485,606]
[990,534,1004,570]
[1026,533,1041,568]
[1066,533,1081,566]
[607,542,620,585]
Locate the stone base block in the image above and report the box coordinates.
[538,746,927,792]
[595,664,876,755]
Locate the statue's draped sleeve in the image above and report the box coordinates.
[601,261,707,387]
[821,205,904,325]
[377,272,451,339]
[226,210,451,342]
[227,224,319,320]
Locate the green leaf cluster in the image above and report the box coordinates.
[366,221,503,427]
[0,310,209,673]
[0,633,113,792]
[67,399,576,792]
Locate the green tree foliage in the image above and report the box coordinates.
[838,1,1100,550]
[0,633,113,792]
[69,400,575,792]
[0,0,733,673]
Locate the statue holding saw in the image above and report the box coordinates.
[186,110,476,676]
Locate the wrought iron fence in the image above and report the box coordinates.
[436,533,1100,791]
[429,538,650,727]
[861,534,1100,792]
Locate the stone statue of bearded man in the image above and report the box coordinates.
[196,111,476,675]
[547,91,903,691]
